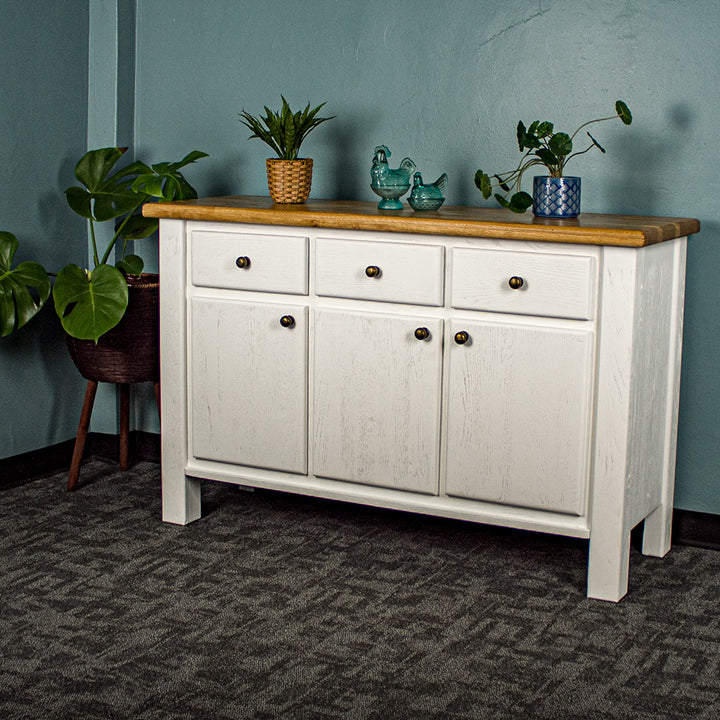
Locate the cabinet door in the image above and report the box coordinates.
[313,309,442,494]
[445,319,593,515]
[190,297,308,474]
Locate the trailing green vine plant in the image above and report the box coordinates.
[475,100,632,213]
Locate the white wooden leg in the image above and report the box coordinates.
[641,503,673,557]
[158,218,201,525]
[162,471,202,525]
[587,529,631,602]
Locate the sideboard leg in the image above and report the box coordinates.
[641,504,672,557]
[162,472,202,525]
[587,529,631,602]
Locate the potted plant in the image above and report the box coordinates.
[238,96,334,204]
[475,100,632,217]
[1,146,207,356]
[1,146,206,490]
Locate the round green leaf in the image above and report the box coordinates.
[548,132,573,159]
[474,170,492,199]
[53,263,128,343]
[508,192,533,213]
[616,100,632,125]
[116,254,144,276]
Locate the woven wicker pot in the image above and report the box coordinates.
[266,158,313,203]
[65,273,159,384]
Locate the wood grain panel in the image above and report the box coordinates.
[144,195,700,247]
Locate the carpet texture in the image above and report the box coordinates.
[1,460,719,719]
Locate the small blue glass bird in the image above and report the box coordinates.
[408,172,448,211]
[370,145,416,209]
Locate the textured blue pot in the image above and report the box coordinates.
[532,176,581,218]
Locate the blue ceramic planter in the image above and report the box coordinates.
[533,176,581,218]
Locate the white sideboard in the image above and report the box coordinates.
[144,197,699,601]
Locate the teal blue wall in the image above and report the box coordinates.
[2,1,718,516]
[0,1,89,457]
[132,0,718,513]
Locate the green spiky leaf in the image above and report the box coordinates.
[239,97,334,160]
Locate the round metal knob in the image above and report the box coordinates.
[508,276,524,290]
[414,327,430,341]
[454,331,469,345]
[235,256,251,269]
[279,315,295,328]
[365,265,382,278]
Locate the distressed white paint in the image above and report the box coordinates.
[158,219,201,524]
[190,227,309,295]
[313,308,442,494]
[445,318,594,515]
[451,247,595,320]
[159,218,687,601]
[315,237,444,306]
[190,298,308,474]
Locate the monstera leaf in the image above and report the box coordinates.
[0,231,50,337]
[64,147,149,223]
[52,263,129,343]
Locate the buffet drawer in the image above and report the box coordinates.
[451,248,596,320]
[315,237,444,306]
[190,230,308,295]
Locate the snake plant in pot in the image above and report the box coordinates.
[0,146,207,381]
[475,100,632,217]
[238,96,334,203]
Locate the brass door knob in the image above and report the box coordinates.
[508,275,524,289]
[414,327,430,341]
[280,315,295,328]
[365,265,382,278]
[454,330,469,345]
[235,256,251,269]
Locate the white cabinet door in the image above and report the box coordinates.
[313,309,443,494]
[445,318,594,515]
[190,297,308,474]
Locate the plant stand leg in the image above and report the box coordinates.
[119,383,130,471]
[154,381,161,423]
[67,380,99,492]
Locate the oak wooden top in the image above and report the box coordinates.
[142,195,700,247]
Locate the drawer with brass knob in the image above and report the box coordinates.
[451,247,596,321]
[190,229,309,295]
[315,237,444,306]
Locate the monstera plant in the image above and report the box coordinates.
[0,146,207,341]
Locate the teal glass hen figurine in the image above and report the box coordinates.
[408,172,448,211]
[370,145,416,209]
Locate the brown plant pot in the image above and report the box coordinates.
[65,273,160,384]
[266,158,313,203]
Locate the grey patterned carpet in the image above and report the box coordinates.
[1,460,719,720]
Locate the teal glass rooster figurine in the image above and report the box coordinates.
[408,172,448,211]
[370,145,416,209]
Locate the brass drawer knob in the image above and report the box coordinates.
[414,327,430,341]
[365,265,382,278]
[279,315,295,328]
[508,275,524,289]
[235,256,251,269]
[454,331,469,345]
